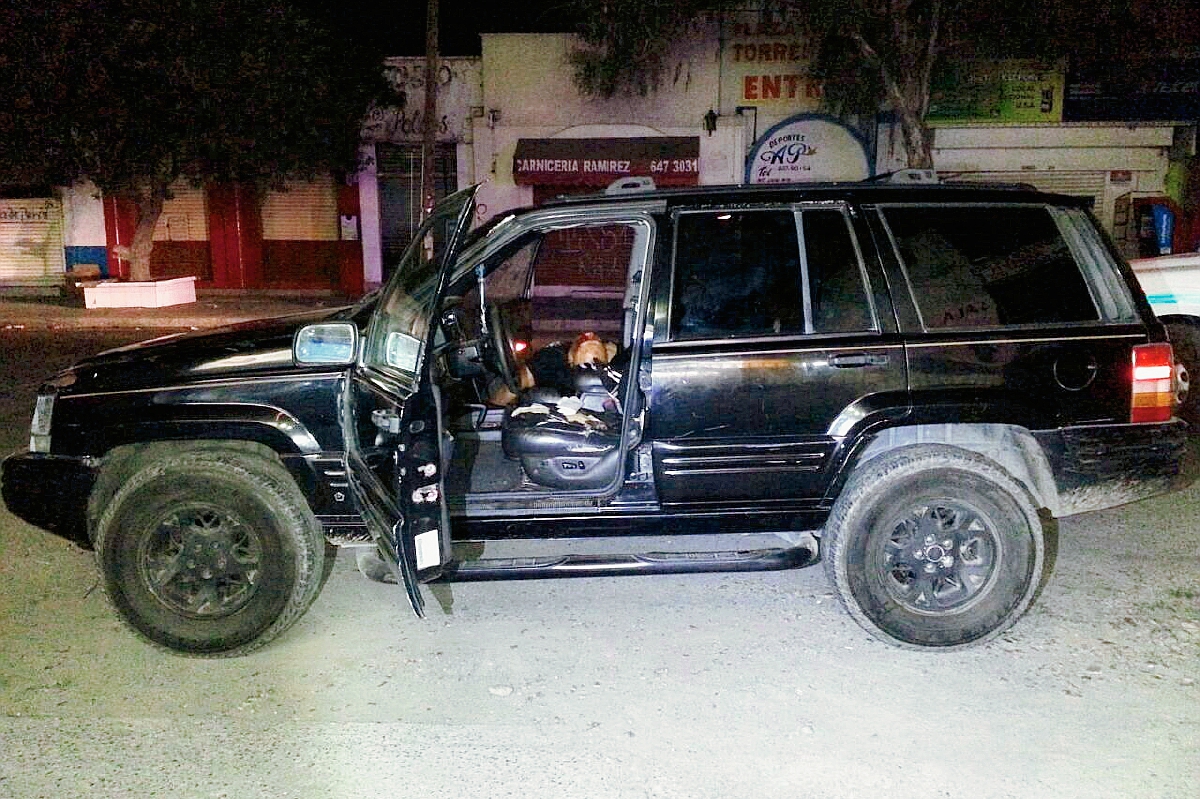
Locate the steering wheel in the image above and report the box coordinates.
[486,303,522,393]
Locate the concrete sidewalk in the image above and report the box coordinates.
[0,289,358,330]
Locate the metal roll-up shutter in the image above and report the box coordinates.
[946,171,1107,209]
[153,184,209,241]
[0,198,66,287]
[261,179,338,241]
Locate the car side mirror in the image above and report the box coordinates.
[293,322,358,365]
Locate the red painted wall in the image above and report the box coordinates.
[105,182,361,291]
[337,182,365,295]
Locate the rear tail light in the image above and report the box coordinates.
[1131,343,1175,423]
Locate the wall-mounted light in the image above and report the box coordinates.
[487,109,501,129]
[736,105,758,144]
[703,109,719,136]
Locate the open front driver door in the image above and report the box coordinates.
[346,186,478,615]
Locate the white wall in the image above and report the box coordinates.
[480,32,719,130]
[364,57,483,145]
[472,31,733,220]
[61,181,106,248]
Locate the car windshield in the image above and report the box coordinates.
[362,188,475,380]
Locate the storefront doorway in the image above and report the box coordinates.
[376,142,458,281]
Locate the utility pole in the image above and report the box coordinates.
[420,0,439,220]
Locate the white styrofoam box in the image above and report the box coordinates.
[83,276,197,309]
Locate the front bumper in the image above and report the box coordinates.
[1034,418,1190,517]
[1,451,98,547]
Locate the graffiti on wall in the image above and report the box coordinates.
[363,57,483,145]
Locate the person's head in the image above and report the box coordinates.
[568,332,617,367]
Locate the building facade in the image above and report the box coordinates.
[4,23,1196,293]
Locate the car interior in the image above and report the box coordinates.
[435,221,649,506]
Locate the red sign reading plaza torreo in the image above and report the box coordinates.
[513,137,700,187]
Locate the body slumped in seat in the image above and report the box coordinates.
[501,333,627,490]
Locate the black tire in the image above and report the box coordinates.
[822,446,1045,649]
[355,546,397,584]
[1166,321,1199,423]
[94,450,326,656]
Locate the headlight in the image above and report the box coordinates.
[30,393,54,453]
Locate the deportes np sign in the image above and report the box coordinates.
[746,115,871,184]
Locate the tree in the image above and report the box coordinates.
[0,0,386,281]
[794,0,943,169]
[568,0,945,167]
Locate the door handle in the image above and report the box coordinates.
[830,352,890,368]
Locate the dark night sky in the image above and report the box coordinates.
[324,0,577,57]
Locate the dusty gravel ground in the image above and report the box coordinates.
[0,330,1197,798]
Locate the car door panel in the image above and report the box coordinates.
[647,205,907,507]
[649,337,907,504]
[345,186,477,614]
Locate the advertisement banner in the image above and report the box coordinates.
[927,59,1065,124]
[746,115,871,184]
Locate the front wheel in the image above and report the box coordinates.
[822,446,1045,649]
[94,450,327,656]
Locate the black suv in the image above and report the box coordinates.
[3,179,1187,656]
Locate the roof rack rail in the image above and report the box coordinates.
[868,169,940,184]
[604,176,656,195]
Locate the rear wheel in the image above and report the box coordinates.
[823,446,1045,649]
[94,450,326,656]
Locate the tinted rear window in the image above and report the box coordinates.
[671,210,804,339]
[882,205,1100,329]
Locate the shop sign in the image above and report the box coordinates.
[512,137,700,187]
[1065,56,1200,121]
[720,10,822,109]
[746,115,871,184]
[927,59,1065,124]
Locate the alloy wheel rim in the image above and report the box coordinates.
[137,504,263,618]
[877,499,1000,614]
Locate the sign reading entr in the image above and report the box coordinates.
[721,10,822,109]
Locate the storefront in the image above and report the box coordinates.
[903,57,1198,257]
[359,56,481,286]
[101,177,360,292]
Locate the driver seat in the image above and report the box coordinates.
[501,366,629,490]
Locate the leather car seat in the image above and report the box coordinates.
[501,363,628,490]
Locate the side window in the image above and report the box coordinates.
[462,222,639,351]
[882,205,1101,329]
[529,226,632,345]
[671,210,803,340]
[802,209,873,334]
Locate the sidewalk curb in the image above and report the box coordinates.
[0,295,351,331]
